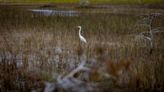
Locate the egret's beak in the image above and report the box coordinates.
[76,27,79,30]
[76,26,80,30]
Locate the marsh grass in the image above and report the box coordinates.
[0,6,164,92]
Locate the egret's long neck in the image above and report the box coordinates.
[79,27,82,37]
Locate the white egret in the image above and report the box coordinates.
[77,26,87,43]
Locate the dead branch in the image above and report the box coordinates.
[135,13,164,50]
[44,60,93,92]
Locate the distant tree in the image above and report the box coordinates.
[79,0,90,7]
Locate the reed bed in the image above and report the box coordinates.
[0,6,164,92]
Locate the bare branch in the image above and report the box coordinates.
[135,13,164,50]
[60,60,90,80]
[50,60,91,92]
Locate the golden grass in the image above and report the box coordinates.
[0,6,164,91]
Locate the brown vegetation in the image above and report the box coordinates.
[0,5,164,92]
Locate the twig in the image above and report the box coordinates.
[135,13,164,50]
[44,60,92,92]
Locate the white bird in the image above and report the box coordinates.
[77,26,87,43]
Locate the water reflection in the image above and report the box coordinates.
[31,9,79,16]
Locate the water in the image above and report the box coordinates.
[30,9,79,17]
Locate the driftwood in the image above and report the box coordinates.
[44,60,96,92]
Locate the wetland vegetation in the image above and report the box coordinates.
[0,2,164,92]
